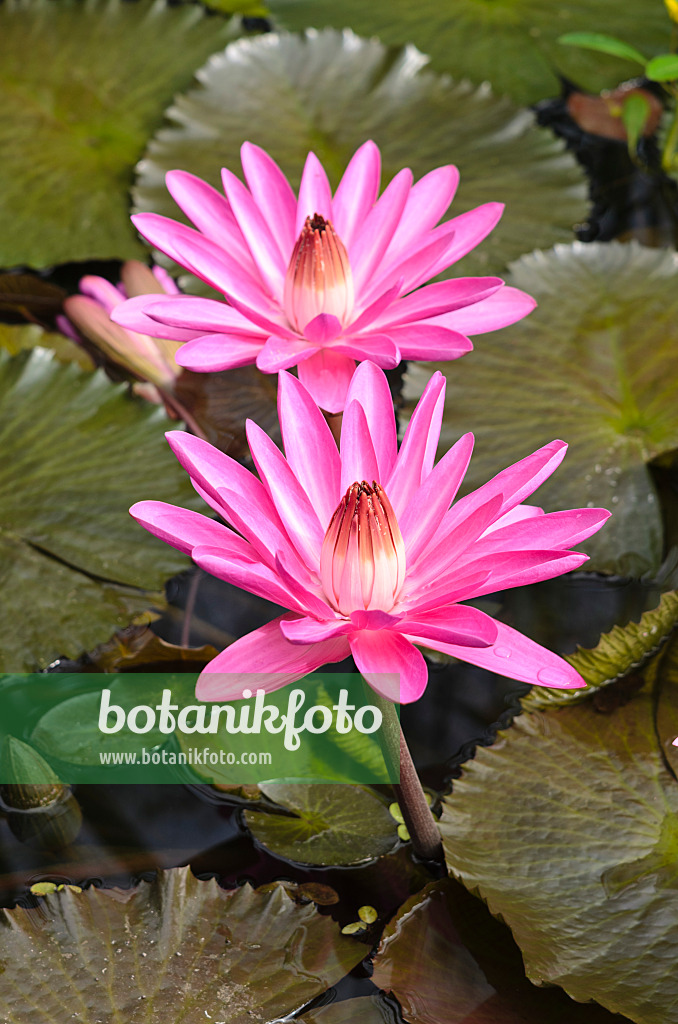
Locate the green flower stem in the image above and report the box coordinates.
[372,692,445,864]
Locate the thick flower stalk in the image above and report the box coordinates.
[112,141,536,412]
[131,362,609,703]
[60,261,200,397]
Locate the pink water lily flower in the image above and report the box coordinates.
[113,141,535,412]
[130,362,609,703]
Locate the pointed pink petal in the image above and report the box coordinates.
[64,297,170,379]
[226,291,296,338]
[164,170,258,272]
[297,350,356,413]
[274,552,334,619]
[346,281,402,334]
[330,334,400,368]
[415,620,586,690]
[196,615,351,700]
[192,547,306,612]
[340,400,379,493]
[280,616,352,644]
[112,295,201,342]
[482,504,544,535]
[350,630,428,704]
[221,166,286,295]
[375,278,504,328]
[246,420,325,567]
[151,265,179,294]
[383,165,460,263]
[296,151,334,233]
[175,334,264,371]
[452,550,589,597]
[350,168,413,291]
[396,604,498,648]
[473,508,611,556]
[304,312,342,344]
[428,202,504,273]
[386,324,473,360]
[215,485,309,580]
[361,227,456,303]
[129,500,252,559]
[256,335,319,372]
[431,286,537,335]
[343,361,397,482]
[143,296,267,336]
[79,275,125,312]
[386,372,446,516]
[399,433,474,562]
[240,142,297,260]
[332,140,381,247]
[278,371,341,527]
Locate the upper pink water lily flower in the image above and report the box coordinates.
[60,261,201,397]
[112,141,536,412]
[130,362,609,703]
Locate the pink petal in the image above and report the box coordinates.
[240,142,297,260]
[472,508,611,556]
[374,278,504,328]
[453,549,590,597]
[129,500,252,559]
[175,334,264,372]
[346,281,402,334]
[120,261,167,298]
[396,604,498,648]
[221,166,286,295]
[431,286,537,335]
[192,546,308,612]
[280,616,352,644]
[482,504,544,535]
[329,333,400,369]
[196,615,351,700]
[399,433,474,562]
[332,140,381,247]
[350,168,413,292]
[274,552,334,619]
[164,170,258,273]
[246,420,325,568]
[343,360,397,482]
[277,371,341,527]
[79,275,125,312]
[350,630,428,704]
[414,619,586,690]
[256,335,319,372]
[64,296,167,377]
[304,312,343,344]
[226,291,296,338]
[215,485,309,581]
[297,350,356,413]
[362,227,456,303]
[386,323,473,361]
[386,371,446,516]
[427,202,504,273]
[111,295,201,342]
[143,296,267,336]
[152,265,180,294]
[296,151,334,233]
[340,400,379,493]
[383,165,460,264]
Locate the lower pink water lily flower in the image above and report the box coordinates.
[130,362,609,703]
[60,261,201,395]
[112,141,536,412]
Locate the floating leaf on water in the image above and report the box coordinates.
[244,783,399,865]
[299,994,399,1023]
[135,29,585,281]
[0,867,365,1023]
[358,905,377,924]
[0,274,66,321]
[79,622,219,673]
[404,242,678,577]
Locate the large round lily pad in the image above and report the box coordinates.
[267,0,670,106]
[0,0,239,268]
[0,348,201,670]
[135,29,585,281]
[440,624,678,1024]
[0,867,365,1023]
[404,242,678,577]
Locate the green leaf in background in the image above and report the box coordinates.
[0,868,365,1023]
[299,995,399,1023]
[558,31,647,66]
[244,783,399,865]
[622,91,653,158]
[0,348,202,670]
[266,0,670,106]
[645,54,678,81]
[135,29,585,281]
[404,242,678,577]
[0,0,239,269]
[523,590,678,711]
[440,631,678,1024]
[0,323,93,369]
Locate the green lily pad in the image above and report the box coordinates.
[404,242,678,577]
[0,0,239,268]
[440,629,678,1024]
[266,0,670,106]
[0,348,201,670]
[135,29,585,281]
[244,783,399,865]
[299,994,400,1023]
[0,322,93,368]
[523,589,678,711]
[0,867,365,1022]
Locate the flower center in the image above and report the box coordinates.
[320,481,406,617]
[284,214,354,334]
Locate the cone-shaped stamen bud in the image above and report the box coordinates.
[284,214,354,333]
[320,481,406,617]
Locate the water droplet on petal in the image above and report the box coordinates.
[494,646,511,658]
[536,667,571,687]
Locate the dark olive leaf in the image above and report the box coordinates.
[0,868,365,1023]
[0,348,202,670]
[404,242,678,576]
[244,783,399,865]
[80,622,218,673]
[0,0,239,268]
[135,29,585,281]
[299,994,400,1023]
[441,634,678,1024]
[0,274,66,320]
[266,0,670,105]
[0,322,93,369]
